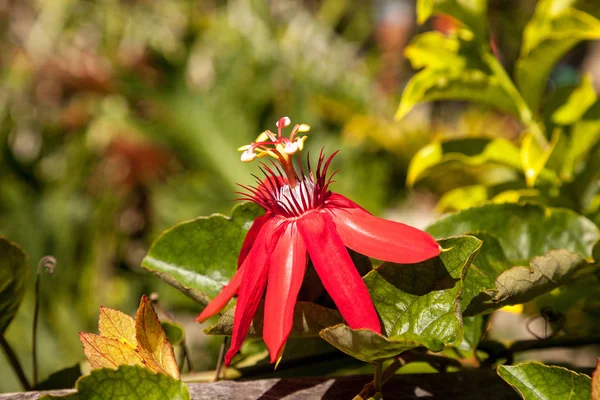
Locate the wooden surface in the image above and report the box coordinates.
[0,369,520,399]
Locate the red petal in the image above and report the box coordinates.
[225,218,285,366]
[194,264,245,323]
[296,211,381,334]
[195,214,271,323]
[327,193,440,264]
[238,213,270,268]
[263,222,307,363]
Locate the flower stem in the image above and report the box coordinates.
[0,335,31,390]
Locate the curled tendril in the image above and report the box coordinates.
[37,256,57,274]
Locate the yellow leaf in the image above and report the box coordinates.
[79,332,144,370]
[79,295,180,380]
[135,295,180,379]
[98,306,137,347]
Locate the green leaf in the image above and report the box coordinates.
[515,0,600,110]
[205,301,343,338]
[319,325,426,363]
[0,237,28,335]
[427,203,600,314]
[552,74,597,125]
[416,0,488,39]
[142,202,264,306]
[428,203,599,260]
[161,321,185,347]
[407,138,521,187]
[397,32,524,121]
[320,236,482,363]
[498,362,591,400]
[366,236,480,338]
[41,365,190,400]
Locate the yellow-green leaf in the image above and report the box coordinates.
[80,295,180,379]
[520,129,559,187]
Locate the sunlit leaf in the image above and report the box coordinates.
[552,74,597,125]
[0,237,28,335]
[142,202,264,306]
[397,33,523,121]
[498,362,591,400]
[41,365,190,400]
[520,129,559,187]
[407,137,521,187]
[515,0,600,110]
[80,295,180,379]
[135,295,180,379]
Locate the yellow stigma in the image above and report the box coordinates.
[237,118,310,164]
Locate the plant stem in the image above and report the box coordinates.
[213,337,228,382]
[0,335,31,390]
[32,276,40,387]
[374,362,383,396]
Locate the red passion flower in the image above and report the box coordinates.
[196,117,440,366]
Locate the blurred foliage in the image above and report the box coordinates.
[2,0,600,394]
[0,0,431,391]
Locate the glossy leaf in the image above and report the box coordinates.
[427,203,600,314]
[498,362,591,400]
[515,0,600,110]
[0,237,28,335]
[397,32,524,121]
[142,202,264,306]
[80,295,180,379]
[205,301,343,338]
[320,236,481,363]
[41,365,190,400]
[416,0,488,39]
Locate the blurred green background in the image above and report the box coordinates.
[1,0,598,392]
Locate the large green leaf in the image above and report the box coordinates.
[498,362,591,400]
[0,237,28,335]
[427,203,600,315]
[320,236,481,363]
[142,203,264,306]
[41,365,190,400]
[205,301,343,338]
[416,0,488,39]
[515,0,600,110]
[407,137,522,187]
[397,33,524,121]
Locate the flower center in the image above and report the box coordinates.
[237,118,337,218]
[237,117,310,188]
